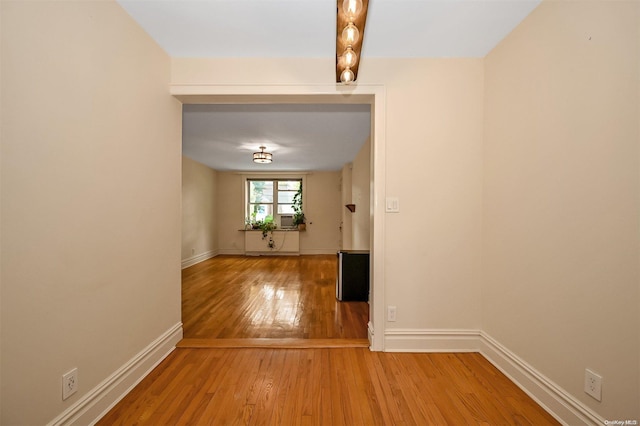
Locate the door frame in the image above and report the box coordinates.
[172,84,386,351]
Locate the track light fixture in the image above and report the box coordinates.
[336,0,369,85]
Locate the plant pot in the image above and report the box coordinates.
[297,223,306,231]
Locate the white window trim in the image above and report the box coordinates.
[242,173,306,225]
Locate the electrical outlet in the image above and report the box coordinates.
[62,368,78,400]
[584,369,602,401]
[387,305,397,322]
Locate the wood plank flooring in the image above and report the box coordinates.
[97,348,560,425]
[181,255,368,341]
[97,255,560,424]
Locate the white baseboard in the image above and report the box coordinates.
[47,323,183,426]
[479,332,604,426]
[181,250,218,269]
[384,328,480,352]
[383,328,604,425]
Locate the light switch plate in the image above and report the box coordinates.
[386,197,400,213]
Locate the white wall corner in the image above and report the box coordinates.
[181,250,218,269]
[384,329,481,352]
[47,323,183,426]
[479,332,606,426]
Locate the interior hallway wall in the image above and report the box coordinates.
[1,1,182,424]
[182,156,218,264]
[301,171,342,254]
[351,137,371,250]
[483,1,640,419]
[340,163,353,250]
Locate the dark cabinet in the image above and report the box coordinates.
[336,250,370,301]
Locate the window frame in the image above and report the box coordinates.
[245,176,305,226]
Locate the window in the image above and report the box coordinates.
[247,179,301,223]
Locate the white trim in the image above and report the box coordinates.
[181,250,218,269]
[47,323,183,426]
[369,85,386,352]
[479,332,605,426]
[384,328,481,352]
[171,84,387,352]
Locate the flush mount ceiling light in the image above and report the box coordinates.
[253,146,273,164]
[336,0,369,85]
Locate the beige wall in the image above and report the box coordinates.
[483,1,639,419]
[182,156,218,261]
[301,171,342,254]
[1,1,182,424]
[173,57,484,330]
[351,137,371,250]
[340,163,353,250]
[215,172,245,254]
[366,59,484,330]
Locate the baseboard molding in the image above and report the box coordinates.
[178,338,369,349]
[47,322,183,426]
[181,250,218,269]
[479,332,604,426]
[384,328,481,352]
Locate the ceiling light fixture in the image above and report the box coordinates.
[336,0,369,85]
[253,146,273,164]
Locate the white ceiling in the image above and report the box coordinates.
[117,0,540,171]
[182,104,371,171]
[117,0,540,58]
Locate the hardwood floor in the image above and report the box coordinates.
[181,255,368,341]
[96,255,560,424]
[97,348,560,425]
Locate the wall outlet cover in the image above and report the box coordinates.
[62,368,78,400]
[584,368,602,401]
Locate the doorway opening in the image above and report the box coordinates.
[174,87,386,351]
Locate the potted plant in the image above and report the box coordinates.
[259,215,277,248]
[292,186,306,231]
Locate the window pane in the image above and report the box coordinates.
[278,180,300,191]
[278,204,295,214]
[278,191,295,204]
[249,181,273,203]
[249,204,273,221]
